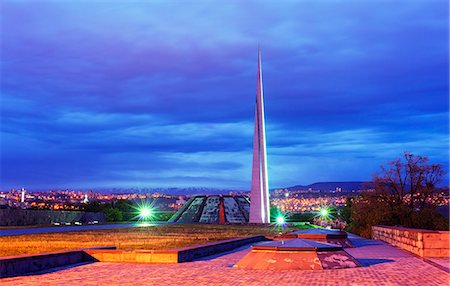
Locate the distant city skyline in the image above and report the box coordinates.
[1,1,448,189]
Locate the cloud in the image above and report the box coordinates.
[1,0,448,189]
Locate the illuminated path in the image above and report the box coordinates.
[0,222,168,236]
[2,234,448,285]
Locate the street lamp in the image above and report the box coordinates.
[320,208,329,217]
[139,207,152,220]
[276,215,285,225]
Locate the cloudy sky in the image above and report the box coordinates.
[1,0,448,190]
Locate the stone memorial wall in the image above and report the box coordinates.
[372,225,449,258]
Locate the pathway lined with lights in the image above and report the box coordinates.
[2,234,448,285]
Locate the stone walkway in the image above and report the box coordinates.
[2,234,449,285]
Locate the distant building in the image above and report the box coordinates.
[21,188,25,203]
[175,196,186,206]
[83,194,89,204]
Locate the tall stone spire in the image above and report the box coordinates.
[249,49,270,224]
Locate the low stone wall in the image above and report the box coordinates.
[0,209,106,226]
[372,225,449,258]
[86,235,268,263]
[0,236,267,277]
[86,249,179,263]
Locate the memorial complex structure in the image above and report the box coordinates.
[169,50,270,224]
[168,195,250,223]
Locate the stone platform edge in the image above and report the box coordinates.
[1,236,267,277]
[86,235,268,263]
[0,246,116,278]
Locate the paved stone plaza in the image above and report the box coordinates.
[2,234,449,285]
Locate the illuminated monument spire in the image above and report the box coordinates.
[249,49,270,224]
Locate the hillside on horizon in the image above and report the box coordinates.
[278,181,374,192]
[91,181,374,195]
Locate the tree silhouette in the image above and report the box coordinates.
[347,152,448,237]
[373,152,445,211]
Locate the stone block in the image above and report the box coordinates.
[417,232,423,241]
[423,249,442,257]
[423,240,450,249]
[438,234,450,242]
[411,249,420,256]
[424,233,441,240]
[416,241,423,249]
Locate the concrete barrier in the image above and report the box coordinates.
[86,235,268,263]
[85,249,179,263]
[372,225,449,258]
[0,247,115,278]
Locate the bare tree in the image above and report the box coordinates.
[374,152,445,211]
[347,153,447,237]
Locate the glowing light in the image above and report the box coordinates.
[132,199,158,222]
[320,208,328,217]
[276,215,285,225]
[139,207,152,219]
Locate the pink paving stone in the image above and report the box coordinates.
[1,234,449,286]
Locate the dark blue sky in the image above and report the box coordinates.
[1,1,448,190]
